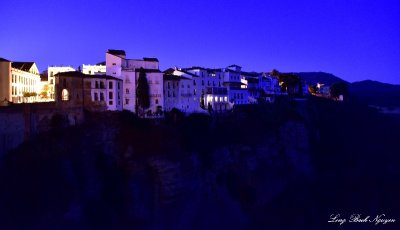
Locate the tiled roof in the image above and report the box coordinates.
[55,71,122,81]
[182,66,208,71]
[224,68,240,73]
[163,68,175,74]
[0,57,10,62]
[54,71,85,78]
[90,75,122,81]
[143,57,159,62]
[134,68,161,73]
[163,74,181,81]
[12,62,35,71]
[107,49,126,56]
[178,69,198,77]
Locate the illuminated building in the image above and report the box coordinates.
[0,58,41,103]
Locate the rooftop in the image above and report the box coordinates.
[107,49,126,57]
[55,71,122,81]
[89,75,122,81]
[54,71,85,78]
[12,62,35,71]
[135,68,161,73]
[0,57,10,62]
[143,57,159,62]
[163,74,181,81]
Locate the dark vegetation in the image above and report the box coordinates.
[136,68,150,113]
[329,81,349,99]
[0,97,399,229]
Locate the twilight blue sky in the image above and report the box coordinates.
[1,0,399,84]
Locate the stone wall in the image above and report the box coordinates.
[0,102,85,157]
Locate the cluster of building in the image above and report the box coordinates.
[1,50,289,116]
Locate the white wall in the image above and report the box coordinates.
[11,64,41,103]
[82,64,106,75]
[106,53,123,78]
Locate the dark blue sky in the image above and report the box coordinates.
[1,0,399,84]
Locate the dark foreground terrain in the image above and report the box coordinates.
[1,97,399,230]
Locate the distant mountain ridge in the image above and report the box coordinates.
[349,80,400,107]
[291,72,400,107]
[295,72,347,86]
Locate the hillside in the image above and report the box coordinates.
[349,80,400,107]
[295,72,347,85]
[294,73,400,107]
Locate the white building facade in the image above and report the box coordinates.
[163,68,203,113]
[0,58,41,103]
[105,49,164,115]
[84,75,123,111]
[82,62,106,75]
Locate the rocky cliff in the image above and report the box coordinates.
[1,98,399,229]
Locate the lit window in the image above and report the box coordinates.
[62,89,69,101]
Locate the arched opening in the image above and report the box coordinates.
[62,89,69,101]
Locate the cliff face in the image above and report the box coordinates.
[1,98,399,229]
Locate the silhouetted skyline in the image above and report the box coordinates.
[1,0,399,84]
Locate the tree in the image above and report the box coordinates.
[270,69,280,77]
[330,82,348,99]
[278,73,300,95]
[40,91,48,99]
[136,68,150,112]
